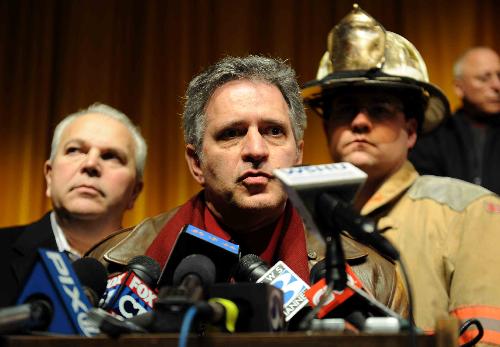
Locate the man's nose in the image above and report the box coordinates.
[490,73,500,92]
[350,109,373,133]
[241,129,269,164]
[81,149,101,177]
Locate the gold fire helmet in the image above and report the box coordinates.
[302,4,449,133]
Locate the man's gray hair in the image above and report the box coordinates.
[49,103,147,180]
[182,55,307,155]
[453,49,471,79]
[453,46,497,79]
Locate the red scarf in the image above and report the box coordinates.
[145,192,310,283]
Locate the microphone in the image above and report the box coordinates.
[157,224,240,287]
[0,249,99,336]
[233,254,309,322]
[273,163,399,260]
[120,254,225,334]
[171,254,216,301]
[72,257,108,307]
[303,260,407,331]
[208,282,285,332]
[100,255,160,319]
[305,261,362,319]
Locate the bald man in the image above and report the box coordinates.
[410,47,500,194]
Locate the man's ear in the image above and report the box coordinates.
[185,144,205,186]
[126,181,143,209]
[406,118,418,149]
[44,160,53,198]
[454,79,465,99]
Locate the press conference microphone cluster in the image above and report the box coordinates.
[0,251,108,336]
[96,225,287,335]
[95,225,247,335]
[95,253,239,335]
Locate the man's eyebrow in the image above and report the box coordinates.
[260,118,287,126]
[62,138,85,147]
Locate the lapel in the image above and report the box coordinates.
[10,212,58,290]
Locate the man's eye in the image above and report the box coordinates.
[65,147,81,155]
[476,75,490,83]
[370,105,390,115]
[333,105,357,119]
[101,152,123,163]
[219,128,241,140]
[266,126,284,136]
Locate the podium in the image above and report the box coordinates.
[0,330,458,347]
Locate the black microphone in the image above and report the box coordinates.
[171,254,216,301]
[72,257,108,307]
[0,250,103,335]
[100,255,161,318]
[232,253,269,282]
[157,224,240,287]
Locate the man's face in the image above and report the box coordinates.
[186,79,303,218]
[45,113,142,221]
[455,48,500,114]
[324,91,417,180]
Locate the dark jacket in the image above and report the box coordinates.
[409,108,500,195]
[86,207,409,317]
[0,213,57,307]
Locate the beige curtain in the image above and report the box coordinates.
[1,0,498,228]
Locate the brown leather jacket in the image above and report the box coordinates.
[86,207,409,317]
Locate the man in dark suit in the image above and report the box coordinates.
[409,47,500,194]
[0,103,146,307]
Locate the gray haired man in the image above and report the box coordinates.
[0,103,146,307]
[88,55,408,319]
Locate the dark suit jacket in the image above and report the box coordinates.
[0,212,57,307]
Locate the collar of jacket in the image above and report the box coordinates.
[361,161,418,216]
[85,208,179,267]
[87,208,370,269]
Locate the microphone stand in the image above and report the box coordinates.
[317,193,348,292]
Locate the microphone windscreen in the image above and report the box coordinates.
[173,254,216,286]
[234,254,269,282]
[72,257,108,299]
[127,256,161,288]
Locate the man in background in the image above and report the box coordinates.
[302,5,500,345]
[0,103,146,307]
[410,47,500,194]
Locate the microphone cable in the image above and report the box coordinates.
[178,306,198,347]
